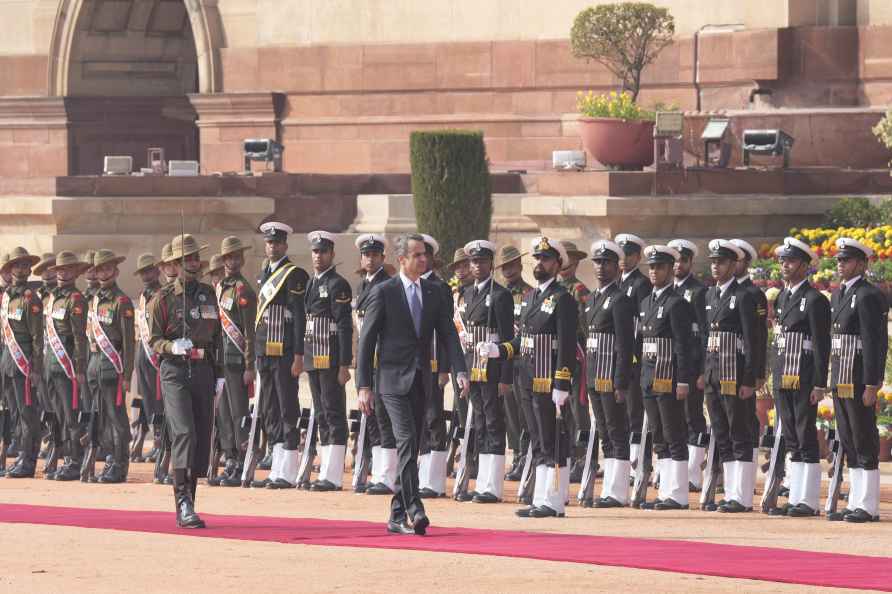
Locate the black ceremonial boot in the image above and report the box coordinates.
[174,470,205,529]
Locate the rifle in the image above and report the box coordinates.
[207,379,225,482]
[40,410,61,476]
[759,416,786,513]
[631,409,653,508]
[516,438,535,504]
[452,400,475,498]
[79,402,101,483]
[152,412,171,483]
[699,427,722,510]
[0,407,10,474]
[296,404,317,488]
[349,408,370,490]
[240,374,262,487]
[129,397,147,462]
[444,408,459,477]
[576,425,599,506]
[825,426,845,515]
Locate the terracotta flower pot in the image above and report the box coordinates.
[880,436,892,462]
[578,117,655,170]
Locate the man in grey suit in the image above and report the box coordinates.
[356,233,469,535]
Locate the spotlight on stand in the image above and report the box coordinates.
[700,117,731,168]
[243,138,284,174]
[742,129,794,169]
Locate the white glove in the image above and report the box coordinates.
[459,331,472,347]
[170,338,193,355]
[477,342,499,359]
[552,388,569,407]
[215,378,225,395]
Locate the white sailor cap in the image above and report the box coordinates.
[355,233,387,253]
[708,239,744,261]
[774,236,816,264]
[531,236,568,264]
[464,239,497,259]
[835,237,873,260]
[307,230,336,249]
[668,239,698,259]
[644,244,681,265]
[614,233,646,254]
[590,239,623,262]
[260,221,293,240]
[420,233,440,256]
[730,239,758,262]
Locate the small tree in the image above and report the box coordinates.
[873,108,892,171]
[570,3,675,102]
[410,130,492,267]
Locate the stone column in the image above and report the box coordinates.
[188,92,284,175]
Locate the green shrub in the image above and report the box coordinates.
[872,108,892,169]
[824,197,881,228]
[410,130,492,267]
[570,3,675,102]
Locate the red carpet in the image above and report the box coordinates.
[1,503,889,591]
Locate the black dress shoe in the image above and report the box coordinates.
[267,478,297,489]
[251,478,271,489]
[366,483,394,495]
[767,505,791,516]
[410,513,430,535]
[387,519,414,535]
[515,505,535,517]
[654,498,688,511]
[6,463,36,479]
[55,465,81,482]
[98,465,126,483]
[220,474,242,487]
[718,500,750,513]
[529,505,564,518]
[418,487,442,499]
[581,498,594,508]
[788,503,818,517]
[844,508,879,523]
[310,479,340,492]
[354,483,368,494]
[639,499,662,510]
[454,490,477,502]
[827,509,853,521]
[594,496,623,509]
[472,492,499,504]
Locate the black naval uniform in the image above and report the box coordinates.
[830,273,888,521]
[304,266,353,489]
[583,281,635,461]
[499,273,577,516]
[737,275,769,456]
[504,277,533,475]
[618,268,652,439]
[639,285,694,468]
[459,276,514,500]
[675,274,709,452]
[773,281,831,464]
[704,279,758,470]
[354,266,396,473]
[255,257,308,458]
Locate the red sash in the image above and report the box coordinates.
[45,293,79,409]
[137,294,161,401]
[217,284,247,356]
[91,296,125,406]
[1,291,32,405]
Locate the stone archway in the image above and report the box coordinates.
[46,0,222,97]
[44,0,224,175]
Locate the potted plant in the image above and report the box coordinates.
[570,3,674,170]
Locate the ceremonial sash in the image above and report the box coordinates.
[137,293,162,401]
[1,291,32,405]
[256,263,297,356]
[91,296,125,406]
[45,293,79,409]
[216,284,247,356]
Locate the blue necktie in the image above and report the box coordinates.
[409,282,422,336]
